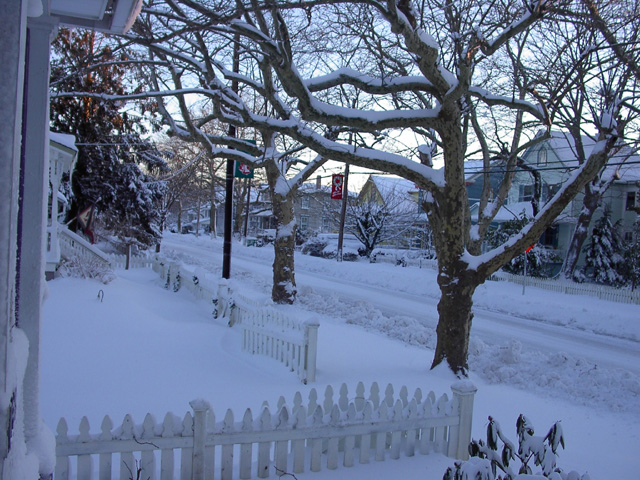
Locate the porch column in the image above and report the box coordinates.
[0,1,29,476]
[18,13,58,454]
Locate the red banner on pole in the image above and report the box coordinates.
[331,174,344,200]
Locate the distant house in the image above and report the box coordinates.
[470,131,640,262]
[357,175,430,249]
[294,176,343,235]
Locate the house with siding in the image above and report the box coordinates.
[294,177,343,235]
[469,131,640,263]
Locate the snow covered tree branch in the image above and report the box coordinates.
[80,0,640,374]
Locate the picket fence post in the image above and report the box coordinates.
[450,381,477,460]
[305,321,320,383]
[190,400,210,480]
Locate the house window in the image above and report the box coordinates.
[322,216,332,232]
[626,191,637,211]
[300,215,309,231]
[539,225,558,248]
[301,196,310,210]
[543,183,561,201]
[538,148,547,166]
[624,231,633,243]
[519,184,534,202]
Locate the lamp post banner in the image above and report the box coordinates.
[331,174,344,200]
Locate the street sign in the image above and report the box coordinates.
[234,161,254,178]
[331,174,344,199]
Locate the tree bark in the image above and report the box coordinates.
[432,270,477,376]
[561,185,600,278]
[270,188,297,304]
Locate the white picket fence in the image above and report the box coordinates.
[239,306,319,384]
[54,380,477,480]
[109,255,156,270]
[489,271,640,305]
[152,259,319,384]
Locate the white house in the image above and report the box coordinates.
[0,1,142,477]
[46,132,77,280]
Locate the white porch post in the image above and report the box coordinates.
[18,13,58,457]
[0,0,29,476]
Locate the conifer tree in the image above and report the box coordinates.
[577,207,623,285]
[49,28,167,248]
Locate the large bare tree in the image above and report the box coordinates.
[92,0,638,374]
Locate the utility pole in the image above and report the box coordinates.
[243,178,251,241]
[337,164,349,262]
[222,33,240,279]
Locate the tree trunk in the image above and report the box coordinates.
[270,190,297,304]
[431,272,477,376]
[561,186,600,279]
[427,115,474,375]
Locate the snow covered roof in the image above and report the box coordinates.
[369,175,418,197]
[363,175,422,214]
[50,132,78,153]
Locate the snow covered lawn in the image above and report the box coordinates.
[41,235,640,479]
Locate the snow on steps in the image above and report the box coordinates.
[55,380,476,480]
[58,227,112,267]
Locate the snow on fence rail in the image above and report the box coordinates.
[151,259,319,383]
[54,380,477,480]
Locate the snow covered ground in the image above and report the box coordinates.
[41,233,640,479]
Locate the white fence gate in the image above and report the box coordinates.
[55,381,477,480]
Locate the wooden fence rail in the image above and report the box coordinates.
[55,381,477,480]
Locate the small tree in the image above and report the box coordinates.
[348,201,387,257]
[443,415,589,480]
[576,207,623,285]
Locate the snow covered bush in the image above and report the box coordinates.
[442,415,589,480]
[576,208,624,286]
[301,235,328,257]
[301,233,361,261]
[59,255,115,284]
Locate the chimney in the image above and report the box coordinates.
[316,175,322,190]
